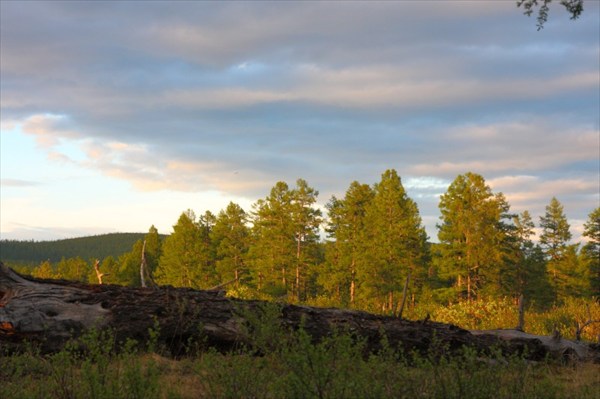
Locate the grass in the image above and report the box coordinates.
[2,302,600,398]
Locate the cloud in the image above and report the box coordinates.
[0,223,118,242]
[1,179,40,188]
[1,1,598,242]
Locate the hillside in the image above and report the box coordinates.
[0,233,154,264]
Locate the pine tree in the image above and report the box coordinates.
[504,211,553,305]
[539,197,573,300]
[118,226,163,287]
[198,211,218,288]
[248,182,296,297]
[117,240,145,286]
[290,179,322,301]
[211,202,250,286]
[55,256,89,282]
[248,180,322,300]
[360,170,428,312]
[437,172,511,301]
[323,181,374,306]
[582,207,600,298]
[155,210,215,289]
[143,225,162,278]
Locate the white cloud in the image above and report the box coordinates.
[1,1,598,241]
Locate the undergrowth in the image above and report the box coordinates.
[1,303,599,398]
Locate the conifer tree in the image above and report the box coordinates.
[211,202,250,286]
[582,207,600,297]
[504,211,553,305]
[539,197,573,299]
[155,210,215,289]
[360,170,428,312]
[290,179,322,301]
[117,240,145,286]
[248,182,296,296]
[437,172,511,301]
[323,181,374,305]
[55,256,89,282]
[198,211,218,287]
[248,180,322,299]
[114,227,162,287]
[143,225,162,277]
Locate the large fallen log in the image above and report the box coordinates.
[1,262,598,362]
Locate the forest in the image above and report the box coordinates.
[0,233,154,264]
[5,170,598,313]
[2,169,600,398]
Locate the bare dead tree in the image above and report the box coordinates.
[140,240,148,288]
[139,240,156,288]
[93,259,108,285]
[575,304,600,341]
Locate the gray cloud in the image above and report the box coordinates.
[1,179,41,188]
[1,1,598,241]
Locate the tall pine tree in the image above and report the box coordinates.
[155,210,215,289]
[323,181,374,306]
[437,172,511,301]
[360,170,428,312]
[290,179,322,301]
[504,211,553,305]
[539,197,573,300]
[248,180,321,300]
[582,207,600,298]
[211,202,250,286]
[248,182,296,297]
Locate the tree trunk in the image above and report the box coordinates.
[1,263,598,362]
[350,261,356,304]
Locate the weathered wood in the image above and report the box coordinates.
[1,263,599,362]
[93,259,108,285]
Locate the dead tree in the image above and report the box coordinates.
[93,259,108,285]
[575,304,600,342]
[1,262,598,361]
[139,240,156,289]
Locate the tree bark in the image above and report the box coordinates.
[1,263,598,362]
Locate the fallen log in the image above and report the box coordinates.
[1,263,598,362]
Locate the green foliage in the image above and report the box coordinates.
[2,304,600,398]
[2,170,597,325]
[430,297,600,341]
[539,197,577,300]
[155,210,217,289]
[248,179,322,300]
[0,233,151,264]
[503,211,554,304]
[56,256,90,282]
[31,259,56,279]
[437,173,513,301]
[359,169,429,312]
[322,181,374,306]
[582,207,600,297]
[517,0,585,30]
[211,202,251,286]
[0,329,162,399]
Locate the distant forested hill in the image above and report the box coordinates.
[0,233,156,264]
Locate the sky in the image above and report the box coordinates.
[1,1,599,243]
